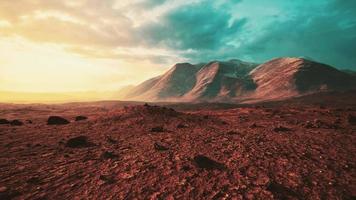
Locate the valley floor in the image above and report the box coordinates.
[0,98,355,199]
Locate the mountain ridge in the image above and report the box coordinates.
[121,57,356,103]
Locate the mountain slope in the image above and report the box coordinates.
[249,57,356,101]
[122,57,356,102]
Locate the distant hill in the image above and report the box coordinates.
[121,57,356,103]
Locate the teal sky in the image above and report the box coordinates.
[139,0,356,69]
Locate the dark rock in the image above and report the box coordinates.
[154,142,169,151]
[106,136,117,144]
[27,177,40,184]
[249,123,258,128]
[193,155,226,170]
[26,120,33,124]
[0,119,10,124]
[101,151,118,159]
[348,114,356,125]
[47,116,70,125]
[99,175,115,184]
[75,116,88,121]
[227,130,239,135]
[151,126,164,132]
[177,123,189,128]
[266,181,300,199]
[273,126,291,132]
[65,136,93,148]
[304,121,314,128]
[10,120,23,126]
[0,186,21,200]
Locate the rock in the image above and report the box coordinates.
[177,123,189,129]
[106,136,117,144]
[273,126,291,132]
[47,116,70,125]
[0,119,10,125]
[26,120,33,124]
[249,123,258,128]
[10,120,23,126]
[151,126,164,132]
[0,186,7,193]
[227,130,240,135]
[99,175,115,184]
[65,136,93,148]
[101,151,118,159]
[27,177,40,184]
[154,142,169,151]
[348,114,356,125]
[75,116,88,121]
[193,155,226,170]
[266,181,300,199]
[304,121,314,128]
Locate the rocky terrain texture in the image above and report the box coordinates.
[0,91,355,199]
[122,57,356,102]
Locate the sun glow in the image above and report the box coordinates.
[0,37,165,102]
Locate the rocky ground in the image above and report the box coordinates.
[0,96,355,199]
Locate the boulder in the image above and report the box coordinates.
[154,142,169,151]
[10,120,23,126]
[193,155,226,170]
[150,126,164,132]
[348,114,356,125]
[0,119,10,125]
[65,136,93,148]
[75,116,88,121]
[47,116,70,125]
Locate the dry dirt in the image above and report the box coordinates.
[0,95,355,199]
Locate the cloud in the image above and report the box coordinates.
[137,1,246,51]
[236,0,356,69]
[0,0,355,69]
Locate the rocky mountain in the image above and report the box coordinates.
[121,57,356,102]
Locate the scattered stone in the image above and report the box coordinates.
[273,126,291,132]
[0,186,20,199]
[65,136,93,148]
[27,177,40,184]
[101,151,118,159]
[0,186,7,193]
[10,120,23,126]
[75,116,88,121]
[99,175,116,184]
[227,130,239,135]
[0,119,10,125]
[266,181,300,199]
[106,136,117,144]
[304,121,314,128]
[193,155,226,170]
[47,116,70,125]
[348,114,356,125]
[154,142,169,151]
[177,123,189,128]
[151,126,164,132]
[249,123,258,128]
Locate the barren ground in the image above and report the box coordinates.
[0,93,355,199]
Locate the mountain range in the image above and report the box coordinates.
[120,57,356,103]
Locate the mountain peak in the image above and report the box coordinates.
[121,57,356,102]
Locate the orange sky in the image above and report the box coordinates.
[0,0,187,101]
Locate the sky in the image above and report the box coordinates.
[0,0,355,96]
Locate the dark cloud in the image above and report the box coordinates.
[137,2,247,51]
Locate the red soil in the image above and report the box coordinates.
[0,96,355,199]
